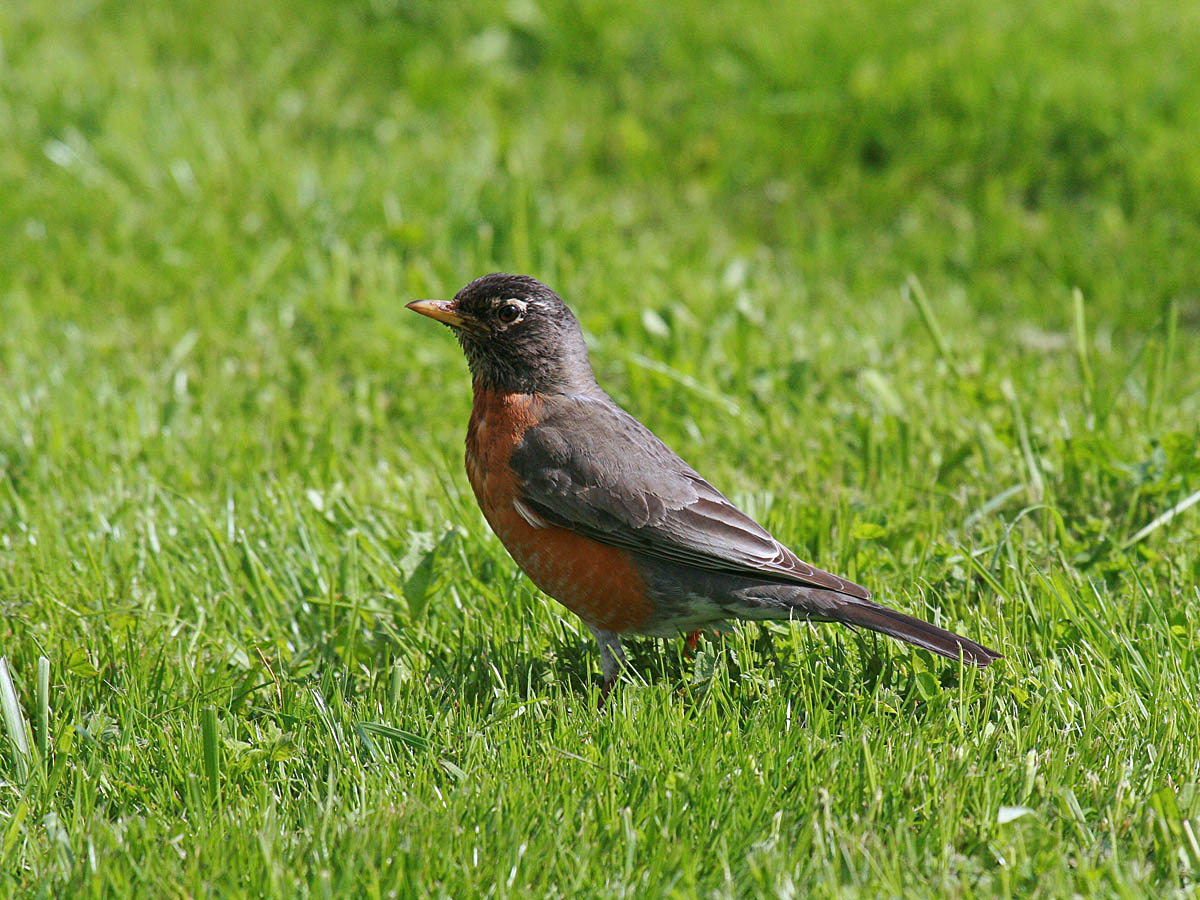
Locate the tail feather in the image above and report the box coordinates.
[830,598,1002,667]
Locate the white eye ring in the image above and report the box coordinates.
[496,299,525,324]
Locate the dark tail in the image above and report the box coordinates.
[829,597,1001,667]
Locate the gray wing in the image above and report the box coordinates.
[509,394,870,600]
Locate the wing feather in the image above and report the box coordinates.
[509,395,871,600]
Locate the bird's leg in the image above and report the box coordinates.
[587,625,627,707]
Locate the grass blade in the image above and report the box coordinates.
[622,351,741,415]
[1150,299,1178,430]
[36,657,50,767]
[201,707,220,806]
[0,796,30,868]
[0,658,31,783]
[1072,287,1095,423]
[1001,379,1045,503]
[356,721,432,753]
[903,274,963,378]
[1123,487,1200,550]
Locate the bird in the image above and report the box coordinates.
[407,273,1001,700]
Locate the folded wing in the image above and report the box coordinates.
[509,394,871,600]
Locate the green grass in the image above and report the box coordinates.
[2,0,1200,896]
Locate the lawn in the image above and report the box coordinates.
[2,0,1200,896]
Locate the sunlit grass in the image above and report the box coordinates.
[2,0,1199,896]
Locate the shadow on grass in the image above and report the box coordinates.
[414,623,976,724]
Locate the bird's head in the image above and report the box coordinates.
[407,273,597,394]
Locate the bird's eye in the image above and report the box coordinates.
[497,302,522,324]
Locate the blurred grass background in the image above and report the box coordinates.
[2,0,1199,897]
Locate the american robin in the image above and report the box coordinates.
[408,274,1000,699]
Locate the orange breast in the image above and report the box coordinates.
[465,387,651,633]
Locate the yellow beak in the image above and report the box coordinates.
[405,299,468,327]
